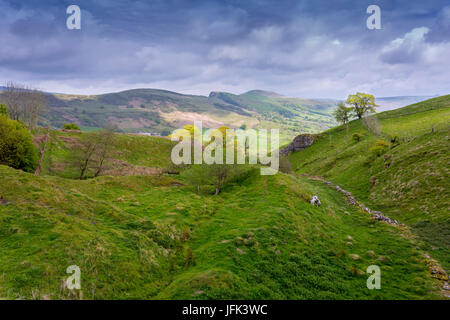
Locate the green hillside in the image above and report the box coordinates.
[0,164,441,299]
[1,96,448,299]
[289,95,450,271]
[35,89,337,139]
[36,129,175,179]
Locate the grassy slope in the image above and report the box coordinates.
[38,129,174,179]
[0,165,440,299]
[289,95,450,271]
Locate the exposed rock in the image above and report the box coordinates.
[310,195,321,206]
[280,134,315,156]
[377,256,391,263]
[372,212,399,225]
[366,250,376,258]
[349,254,360,260]
[192,290,204,296]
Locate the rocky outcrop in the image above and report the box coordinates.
[280,134,315,156]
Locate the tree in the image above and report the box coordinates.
[72,125,117,179]
[63,123,81,130]
[180,164,210,194]
[182,163,248,195]
[0,115,38,172]
[345,92,378,119]
[74,133,99,179]
[2,82,23,121]
[92,126,117,177]
[333,102,353,125]
[1,82,47,130]
[0,104,8,116]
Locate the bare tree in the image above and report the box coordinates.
[1,82,47,130]
[93,125,117,177]
[2,82,24,121]
[72,124,117,179]
[26,89,47,130]
[76,133,99,179]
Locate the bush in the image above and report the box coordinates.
[0,104,8,116]
[352,133,363,142]
[0,115,38,172]
[387,134,399,144]
[63,123,81,130]
[369,139,390,157]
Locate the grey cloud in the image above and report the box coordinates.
[0,0,449,98]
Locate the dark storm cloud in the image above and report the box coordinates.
[0,0,449,97]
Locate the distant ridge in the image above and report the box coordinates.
[0,85,443,136]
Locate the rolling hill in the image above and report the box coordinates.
[1,98,449,299]
[288,95,450,271]
[18,88,338,140]
[0,162,442,299]
[0,92,448,299]
[375,96,439,112]
[1,85,437,140]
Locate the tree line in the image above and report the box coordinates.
[1,82,47,130]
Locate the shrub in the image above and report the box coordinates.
[369,139,390,157]
[352,133,363,142]
[0,115,38,172]
[63,123,81,130]
[387,134,399,144]
[0,104,8,116]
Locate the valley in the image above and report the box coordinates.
[0,95,448,299]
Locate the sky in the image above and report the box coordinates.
[0,0,449,98]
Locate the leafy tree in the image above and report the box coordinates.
[182,163,249,195]
[183,124,201,138]
[333,102,353,125]
[160,128,171,137]
[345,93,378,119]
[63,123,81,130]
[0,115,38,172]
[0,104,8,116]
[180,164,210,194]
